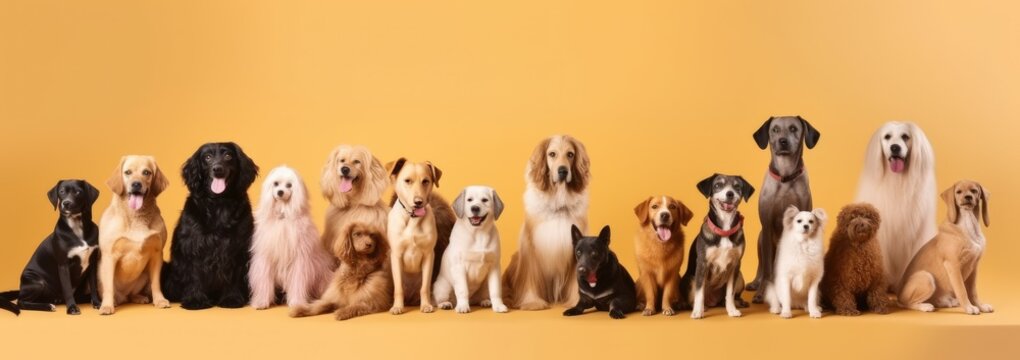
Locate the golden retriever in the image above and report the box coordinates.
[97,155,171,315]
[633,195,693,316]
[320,145,389,255]
[502,135,591,310]
[290,222,392,321]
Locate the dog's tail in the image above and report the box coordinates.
[0,290,20,315]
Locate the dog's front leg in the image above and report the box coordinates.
[776,275,792,319]
[661,274,680,316]
[965,270,993,313]
[55,259,80,315]
[451,264,472,313]
[725,269,742,318]
[562,295,592,316]
[88,254,101,309]
[147,252,170,309]
[943,261,978,315]
[420,252,436,313]
[807,276,822,318]
[486,264,508,313]
[98,252,118,315]
[637,275,657,316]
[389,249,405,314]
[248,253,275,309]
[690,264,707,319]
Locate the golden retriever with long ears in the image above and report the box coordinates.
[320,145,390,254]
[503,135,591,310]
[290,222,392,321]
[386,158,455,314]
[97,156,171,315]
[633,195,693,316]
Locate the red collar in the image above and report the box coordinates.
[768,163,804,183]
[706,213,743,237]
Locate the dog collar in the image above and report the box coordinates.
[768,163,804,183]
[706,213,743,237]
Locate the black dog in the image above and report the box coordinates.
[1,180,100,315]
[162,142,259,310]
[563,225,636,319]
[680,174,754,319]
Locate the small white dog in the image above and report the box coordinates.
[766,205,826,319]
[433,186,509,313]
[249,166,333,310]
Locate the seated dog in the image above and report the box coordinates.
[563,225,636,319]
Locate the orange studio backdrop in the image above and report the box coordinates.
[1,0,1018,358]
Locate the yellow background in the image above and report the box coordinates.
[1,0,1017,358]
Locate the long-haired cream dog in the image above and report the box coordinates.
[502,135,591,310]
[249,166,333,310]
[855,121,936,290]
[320,145,389,255]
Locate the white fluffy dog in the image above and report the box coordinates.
[766,206,826,319]
[249,166,333,310]
[433,186,509,313]
[854,121,937,290]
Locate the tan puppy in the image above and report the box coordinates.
[633,196,693,316]
[320,145,389,254]
[386,158,455,314]
[899,180,993,315]
[97,156,171,315]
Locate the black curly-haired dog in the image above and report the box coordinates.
[162,142,259,310]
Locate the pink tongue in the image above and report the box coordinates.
[413,207,426,217]
[586,272,598,287]
[890,158,905,173]
[656,227,672,241]
[211,178,226,194]
[722,203,735,212]
[339,178,354,193]
[128,195,143,211]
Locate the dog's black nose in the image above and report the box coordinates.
[277,190,284,197]
[212,165,225,176]
[413,199,424,207]
[964,195,974,201]
[890,144,902,155]
[803,225,810,231]
[725,191,734,199]
[471,205,481,214]
[778,138,790,147]
[659,212,670,222]
[61,200,72,208]
[131,182,142,191]
[341,166,351,176]
[558,166,568,180]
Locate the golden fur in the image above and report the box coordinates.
[320,145,389,255]
[633,196,693,316]
[97,155,171,315]
[290,222,393,320]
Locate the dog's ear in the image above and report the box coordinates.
[979,184,990,227]
[696,174,718,198]
[372,229,390,264]
[812,207,828,224]
[452,189,467,218]
[798,116,821,149]
[320,148,341,202]
[334,224,356,261]
[492,189,505,220]
[367,152,389,199]
[528,138,553,191]
[738,176,755,202]
[425,161,442,188]
[107,156,127,196]
[783,205,799,228]
[47,181,62,210]
[633,197,652,225]
[567,136,591,193]
[230,142,259,190]
[753,117,774,150]
[386,158,407,183]
[941,185,959,224]
[150,159,169,197]
[571,224,583,248]
[84,180,101,207]
[598,225,611,246]
[676,200,694,226]
[182,148,206,193]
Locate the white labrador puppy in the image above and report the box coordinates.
[766,205,826,319]
[433,186,508,313]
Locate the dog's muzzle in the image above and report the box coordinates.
[557,166,569,182]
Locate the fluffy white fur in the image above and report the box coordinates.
[854,121,937,290]
[766,206,826,319]
[434,186,509,313]
[249,166,333,309]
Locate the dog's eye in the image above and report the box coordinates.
[789,126,798,132]
[422,179,431,186]
[548,151,556,158]
[668,204,676,209]
[481,198,489,203]
[404,179,412,184]
[286,183,292,188]
[353,232,361,237]
[124,170,133,176]
[142,170,151,177]
[797,219,802,223]
[567,151,575,158]
[651,204,659,209]
[901,134,910,141]
[204,155,213,162]
[274,182,279,186]
[809,220,814,224]
[224,154,233,161]
[714,183,722,189]
[339,158,345,163]
[467,198,474,202]
[957,190,962,194]
[884,134,892,140]
[353,160,361,165]
[970,189,978,193]
[772,126,779,133]
[575,250,581,257]
[59,189,66,195]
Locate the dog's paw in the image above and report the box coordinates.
[751,293,764,304]
[390,306,404,315]
[836,308,861,316]
[91,299,101,309]
[130,294,151,305]
[335,309,356,321]
[153,298,170,309]
[99,304,115,315]
[563,307,584,316]
[641,308,656,316]
[66,304,81,315]
[609,309,626,319]
[779,311,792,319]
[288,306,307,318]
[420,304,435,313]
[728,309,743,318]
[690,309,705,319]
[492,303,509,313]
[916,303,935,312]
[964,305,981,315]
[980,304,994,313]
[438,301,454,310]
[218,294,247,309]
[663,308,676,317]
[745,280,760,291]
[181,298,213,310]
[873,305,890,315]
[810,310,822,319]
[735,298,750,308]
[455,303,471,314]
[479,299,492,307]
[519,301,550,311]
[769,306,780,314]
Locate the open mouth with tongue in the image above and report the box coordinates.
[654,225,672,242]
[339,176,355,193]
[888,155,906,173]
[716,199,737,212]
[469,214,487,226]
[211,177,227,194]
[411,206,427,217]
[128,191,146,211]
[585,271,598,288]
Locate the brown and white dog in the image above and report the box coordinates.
[633,196,693,316]
[502,135,591,310]
[97,156,171,315]
[320,145,390,259]
[386,158,455,314]
[899,180,993,315]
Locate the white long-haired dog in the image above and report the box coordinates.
[249,166,333,309]
[854,122,937,291]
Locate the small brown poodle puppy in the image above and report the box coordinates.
[820,203,890,316]
[290,222,392,320]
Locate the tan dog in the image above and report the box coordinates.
[633,196,693,316]
[320,145,389,254]
[386,158,455,314]
[97,156,171,315]
[899,180,993,315]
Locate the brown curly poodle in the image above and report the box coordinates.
[819,203,890,316]
[290,222,392,320]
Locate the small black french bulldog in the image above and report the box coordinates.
[563,225,637,319]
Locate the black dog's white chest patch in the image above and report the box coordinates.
[65,216,95,271]
[580,287,615,300]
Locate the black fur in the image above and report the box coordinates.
[162,142,259,310]
[563,225,636,319]
[1,180,101,315]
